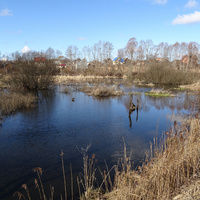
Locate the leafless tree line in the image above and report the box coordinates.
[65,38,200,68]
[120,37,200,62]
[66,41,114,63]
[1,38,200,67]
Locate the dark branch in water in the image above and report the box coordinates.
[128,97,139,127]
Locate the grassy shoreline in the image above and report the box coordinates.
[0,92,36,115]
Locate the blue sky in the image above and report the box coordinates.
[0,0,200,57]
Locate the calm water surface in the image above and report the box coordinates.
[0,84,196,199]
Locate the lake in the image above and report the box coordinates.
[0,83,196,200]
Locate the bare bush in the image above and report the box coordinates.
[143,63,200,85]
[9,59,56,91]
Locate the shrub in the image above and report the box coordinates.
[9,59,56,91]
[143,63,200,85]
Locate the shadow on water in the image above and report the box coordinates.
[0,84,198,199]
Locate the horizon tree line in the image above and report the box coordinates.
[1,38,200,65]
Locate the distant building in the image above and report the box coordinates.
[181,55,199,69]
[1,57,8,62]
[113,57,125,65]
[34,57,46,62]
[156,58,168,62]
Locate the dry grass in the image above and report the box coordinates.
[145,89,176,97]
[79,85,125,97]
[0,74,10,89]
[0,92,36,115]
[54,75,111,84]
[92,86,124,97]
[103,117,200,200]
[180,81,200,91]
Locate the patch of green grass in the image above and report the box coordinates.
[175,87,185,91]
[145,92,171,97]
[128,92,141,95]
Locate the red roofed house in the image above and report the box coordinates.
[34,57,46,62]
[181,55,199,69]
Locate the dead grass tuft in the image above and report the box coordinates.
[79,85,124,97]
[145,89,176,97]
[0,92,36,115]
[92,86,124,97]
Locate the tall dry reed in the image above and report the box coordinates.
[104,117,200,200]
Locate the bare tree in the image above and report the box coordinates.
[136,40,145,61]
[157,42,170,60]
[56,50,62,59]
[11,51,56,90]
[45,47,56,60]
[118,48,125,58]
[96,41,103,63]
[91,44,97,61]
[171,42,181,60]
[86,46,92,62]
[65,46,73,60]
[72,46,79,61]
[10,51,21,61]
[143,39,154,60]
[65,45,79,61]
[180,42,188,58]
[187,42,200,70]
[82,46,92,62]
[103,41,114,60]
[82,46,87,61]
[125,37,138,61]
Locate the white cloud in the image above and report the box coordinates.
[78,37,87,41]
[153,0,167,5]
[21,46,31,54]
[172,11,200,24]
[184,0,199,8]
[0,8,13,16]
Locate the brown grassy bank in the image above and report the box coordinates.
[0,92,36,115]
[54,75,117,84]
[180,81,200,91]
